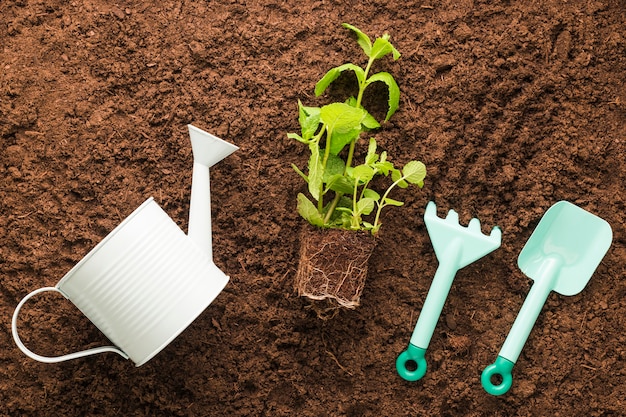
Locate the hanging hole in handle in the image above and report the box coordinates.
[12,287,129,363]
[404,359,418,372]
[396,345,428,381]
[490,373,503,386]
[481,357,514,396]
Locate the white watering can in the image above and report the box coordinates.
[12,125,238,367]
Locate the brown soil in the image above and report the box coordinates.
[1,0,625,416]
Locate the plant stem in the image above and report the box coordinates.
[323,192,341,224]
[322,56,375,225]
[344,56,374,173]
[352,177,359,228]
[373,175,405,230]
[355,57,374,108]
[318,126,333,213]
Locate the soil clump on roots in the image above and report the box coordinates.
[295,227,376,313]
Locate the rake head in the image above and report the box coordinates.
[424,201,501,269]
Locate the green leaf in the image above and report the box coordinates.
[374,160,394,176]
[320,103,365,132]
[372,33,400,60]
[392,168,408,188]
[365,138,378,165]
[352,164,375,182]
[297,193,325,227]
[346,97,381,130]
[362,221,375,231]
[370,36,395,61]
[356,198,375,215]
[387,34,401,60]
[315,63,366,97]
[366,72,400,121]
[320,103,366,154]
[326,174,354,194]
[287,132,307,144]
[307,142,323,200]
[363,188,381,201]
[383,34,402,61]
[328,128,361,155]
[361,110,381,130]
[298,100,321,140]
[322,153,345,182]
[402,160,427,186]
[337,196,353,209]
[383,197,404,207]
[291,163,308,183]
[342,23,372,57]
[338,212,353,229]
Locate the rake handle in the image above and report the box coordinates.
[410,252,460,348]
[397,240,461,381]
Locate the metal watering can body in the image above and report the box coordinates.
[12,125,238,366]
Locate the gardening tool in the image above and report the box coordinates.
[481,201,612,395]
[396,201,501,381]
[12,124,238,367]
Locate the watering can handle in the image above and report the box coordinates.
[12,287,130,363]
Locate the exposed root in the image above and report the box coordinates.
[295,227,376,311]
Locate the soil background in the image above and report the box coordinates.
[1,0,625,416]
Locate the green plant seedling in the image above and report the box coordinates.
[289,23,426,234]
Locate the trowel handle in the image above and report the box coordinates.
[396,344,427,381]
[481,356,514,396]
[396,257,459,381]
[481,276,554,395]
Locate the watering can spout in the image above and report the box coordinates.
[187,124,238,260]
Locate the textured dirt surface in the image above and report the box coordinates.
[1,0,625,416]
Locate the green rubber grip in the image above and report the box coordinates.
[396,344,427,381]
[481,356,515,396]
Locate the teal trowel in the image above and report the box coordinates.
[396,201,502,381]
[482,201,612,395]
